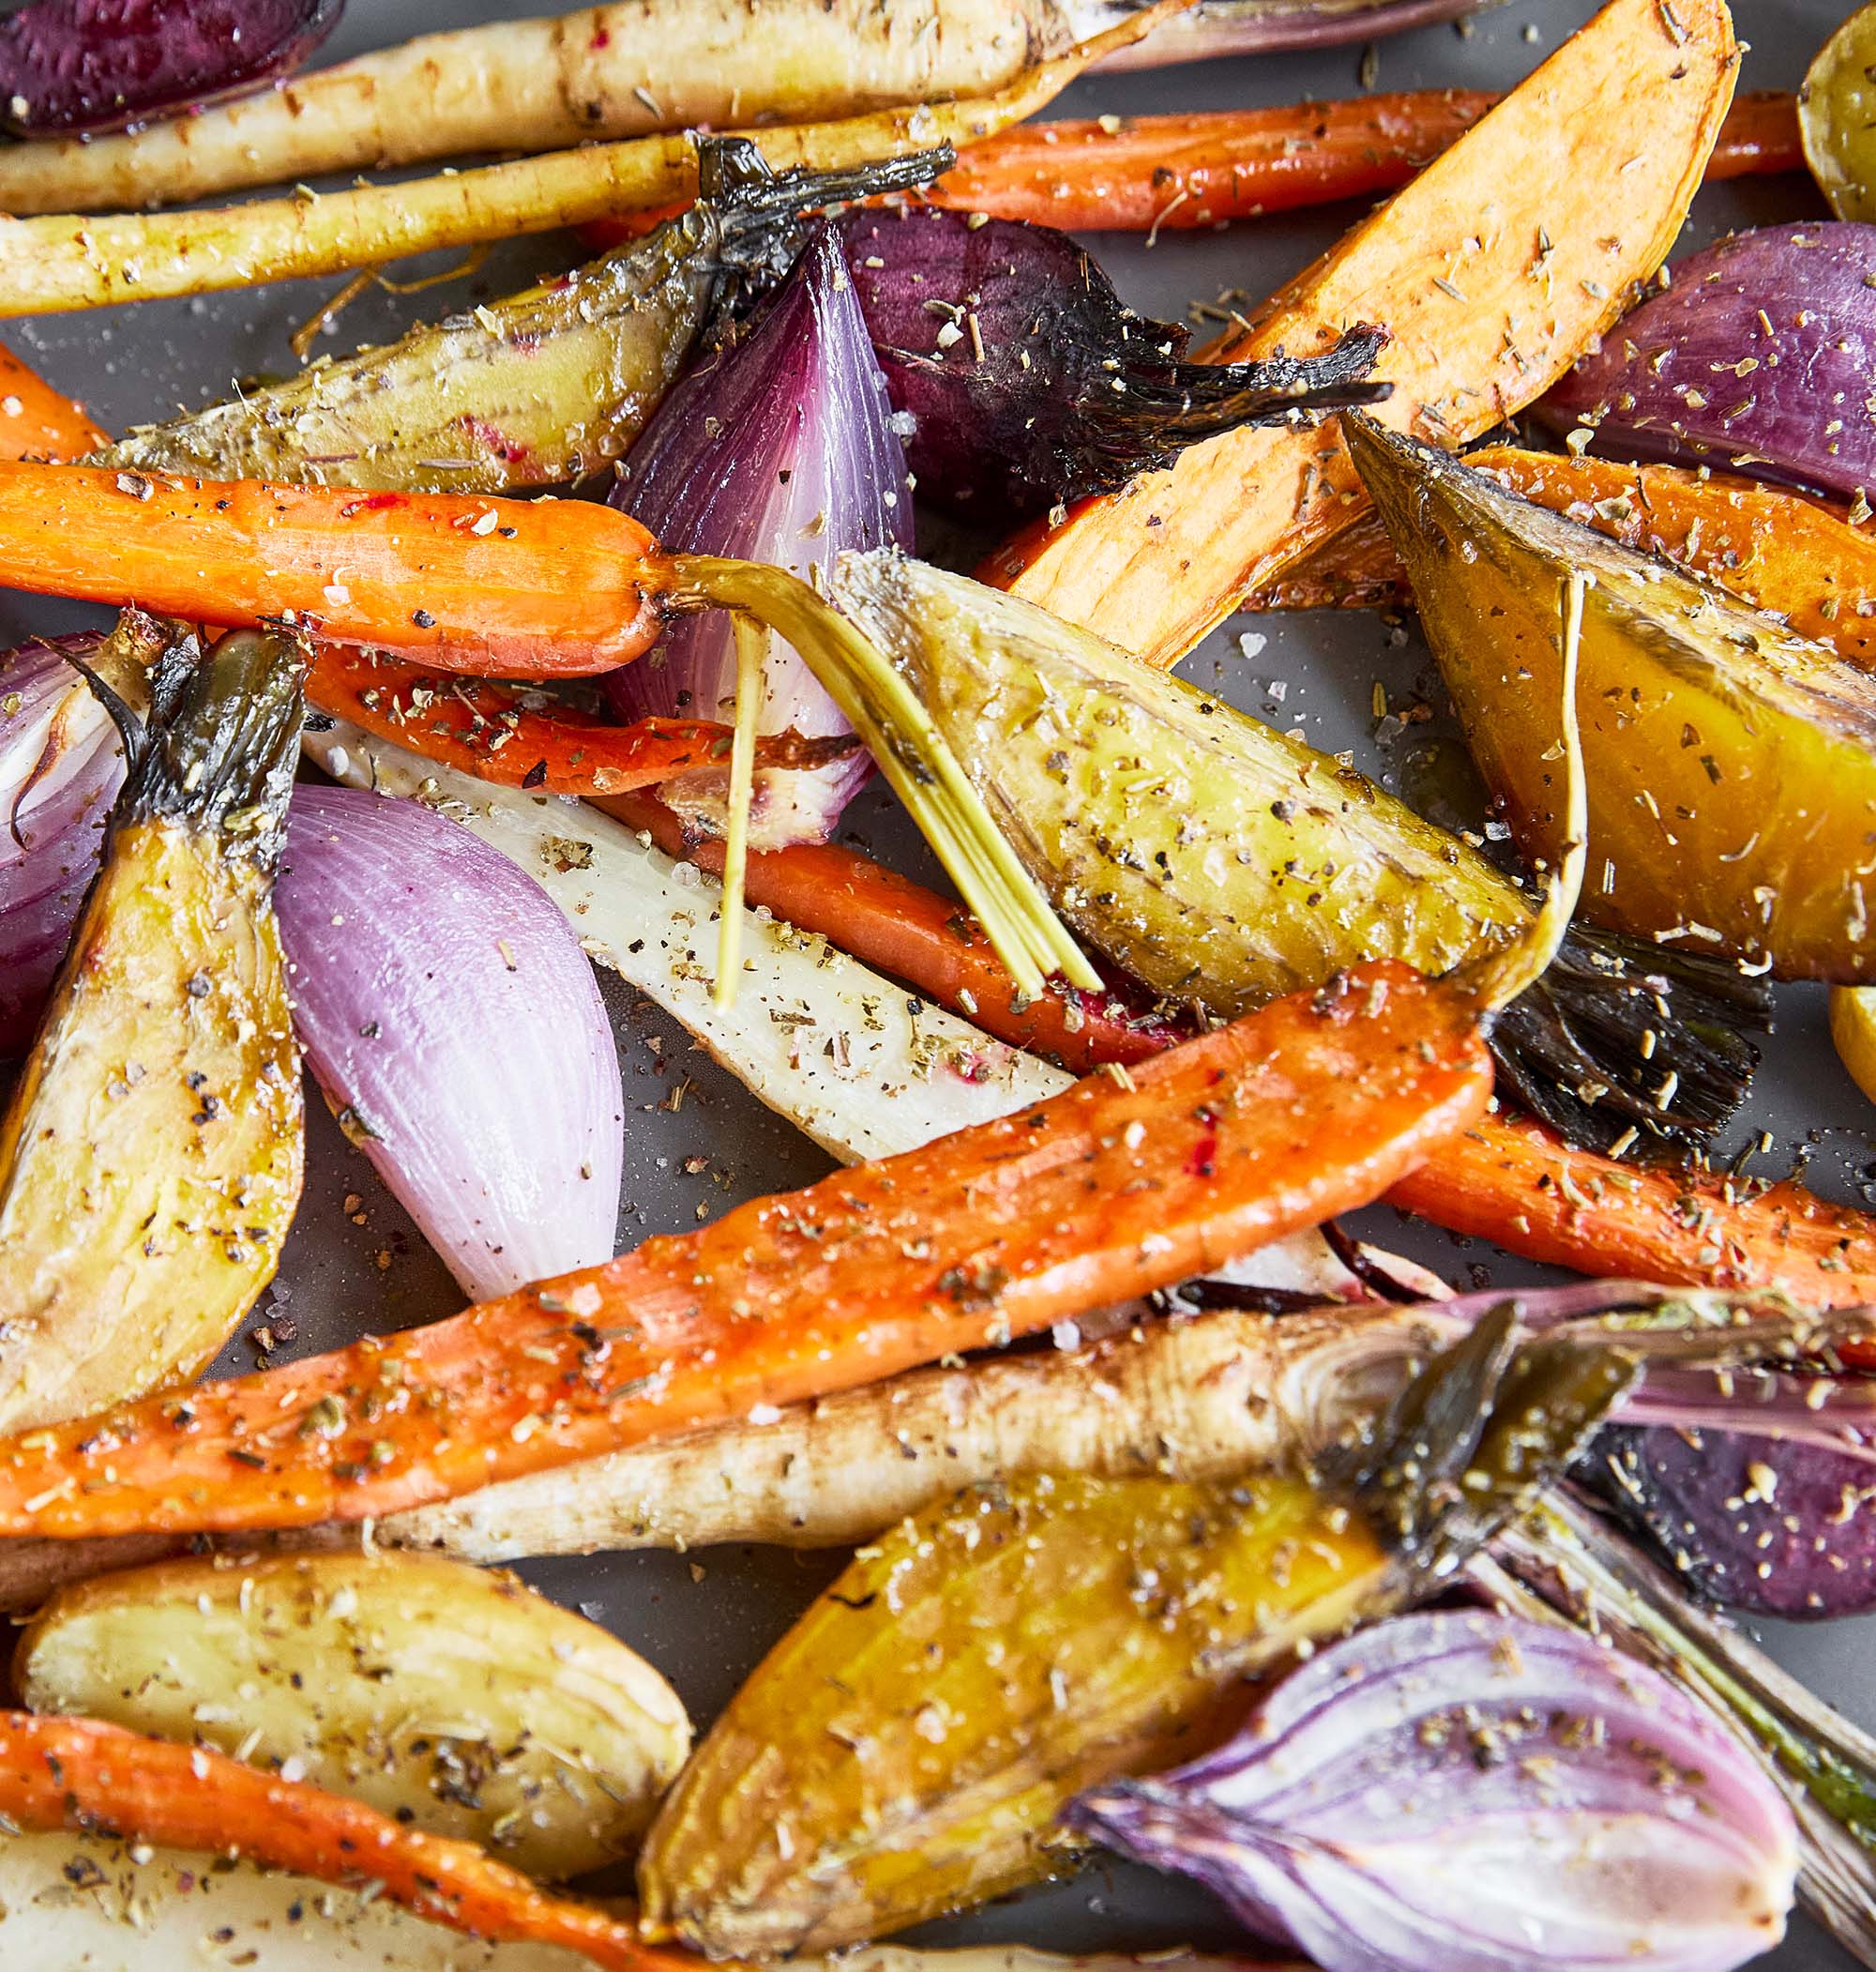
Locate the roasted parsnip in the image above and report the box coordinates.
[1347,416,1876,979]
[0,6,1173,313]
[16,1551,689,1881]
[0,624,305,1431]
[385,1302,1427,1560]
[0,1831,1265,1972]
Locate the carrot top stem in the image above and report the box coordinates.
[668,552,1097,1002]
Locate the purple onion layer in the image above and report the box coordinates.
[0,0,343,136]
[1069,1608,1795,1972]
[1537,223,1876,500]
[277,785,624,1302]
[607,222,912,849]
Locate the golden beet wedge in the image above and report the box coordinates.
[0,624,305,1430]
[1346,416,1876,981]
[640,1314,1637,1953]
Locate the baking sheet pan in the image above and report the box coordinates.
[2,0,1858,1958]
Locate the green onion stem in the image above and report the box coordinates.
[670,554,1101,1000]
[712,614,766,1010]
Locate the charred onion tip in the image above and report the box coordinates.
[1459,566,1589,1013]
[666,551,1100,1001]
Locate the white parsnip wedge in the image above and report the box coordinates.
[15,1552,689,1882]
[0,1832,591,1968]
[0,0,1067,215]
[384,1301,1429,1560]
[0,5,1178,313]
[0,1829,1273,1971]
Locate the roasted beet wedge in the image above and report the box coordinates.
[0,0,342,137]
[840,206,1387,518]
[1598,1420,1876,1618]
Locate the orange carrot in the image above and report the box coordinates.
[576,90,1799,251]
[1246,448,1876,667]
[643,824,1876,1308]
[312,647,858,798]
[920,87,1796,234]
[0,342,104,462]
[0,463,666,675]
[596,788,1181,1066]
[0,1710,674,1969]
[0,962,1489,1540]
[983,0,1739,668]
[1387,1112,1876,1310]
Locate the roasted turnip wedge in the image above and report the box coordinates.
[1539,224,1876,501]
[0,621,305,1432]
[831,549,1767,1146]
[0,0,341,137]
[100,140,945,496]
[840,207,1387,517]
[17,1550,688,1880]
[1347,414,1876,979]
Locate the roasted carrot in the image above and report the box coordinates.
[312,648,858,799]
[1387,1112,1876,1309]
[0,962,1489,1540]
[982,0,1739,667]
[920,85,1794,234]
[1246,448,1876,667]
[0,1711,673,1970]
[0,464,664,675]
[596,788,1181,1066]
[642,822,1876,1308]
[0,342,103,461]
[577,89,1798,251]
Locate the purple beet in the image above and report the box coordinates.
[0,0,342,136]
[1597,1421,1876,1619]
[840,206,1387,519]
[1536,223,1876,501]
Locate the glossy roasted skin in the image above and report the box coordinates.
[1248,449,1876,670]
[0,629,304,1430]
[834,554,1524,1010]
[640,1469,1392,1953]
[1349,417,1876,979]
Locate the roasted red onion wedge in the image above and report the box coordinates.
[608,222,913,849]
[0,630,120,1057]
[840,207,1388,518]
[1538,223,1876,501]
[1070,1608,1797,1972]
[277,786,624,1302]
[0,0,342,137]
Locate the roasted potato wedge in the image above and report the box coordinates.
[17,1552,689,1882]
[1347,416,1876,979]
